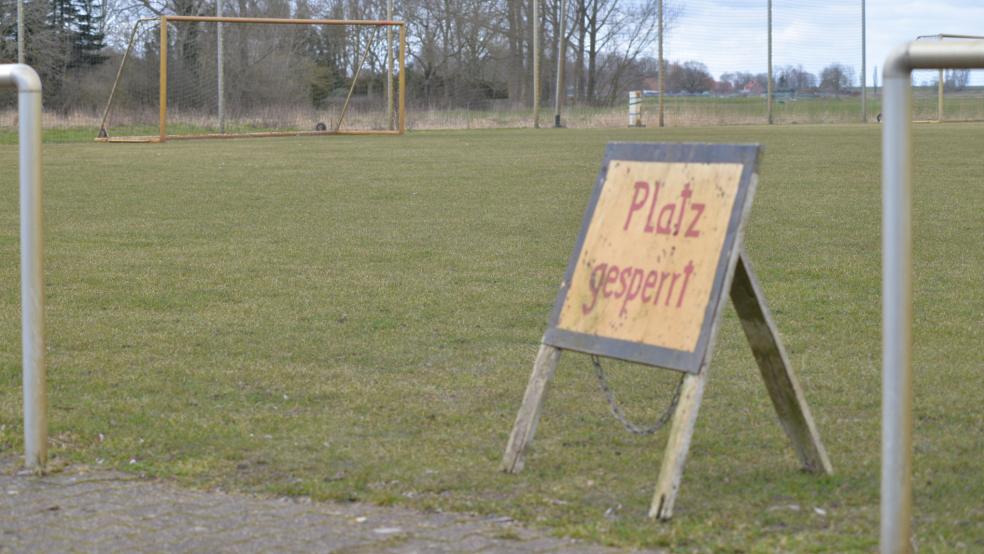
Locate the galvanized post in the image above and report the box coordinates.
[0,64,46,471]
[657,0,664,127]
[217,1,225,134]
[861,0,866,122]
[767,0,773,125]
[881,66,912,554]
[159,17,168,142]
[17,0,25,64]
[532,0,541,128]
[881,39,984,554]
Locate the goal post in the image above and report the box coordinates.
[881,38,984,554]
[912,34,984,123]
[97,15,406,143]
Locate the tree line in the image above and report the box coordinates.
[2,0,680,113]
[1,0,975,116]
[1,0,108,110]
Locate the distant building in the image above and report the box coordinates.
[742,81,765,96]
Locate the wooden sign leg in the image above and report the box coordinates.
[649,370,708,520]
[501,343,562,473]
[730,252,833,475]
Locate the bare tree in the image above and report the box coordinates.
[666,60,711,94]
[776,64,816,92]
[944,69,970,91]
[819,63,855,97]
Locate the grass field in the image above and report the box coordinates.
[0,124,981,551]
[628,93,984,127]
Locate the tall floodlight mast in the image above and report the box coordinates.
[217,1,225,133]
[554,0,567,128]
[533,0,541,128]
[767,0,773,124]
[17,0,25,63]
[861,0,866,122]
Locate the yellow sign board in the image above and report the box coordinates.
[506,143,832,522]
[544,143,760,373]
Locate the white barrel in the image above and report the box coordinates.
[628,91,643,127]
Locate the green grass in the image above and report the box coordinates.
[0,121,317,145]
[637,93,984,124]
[0,126,100,144]
[0,125,981,551]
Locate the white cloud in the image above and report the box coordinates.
[657,0,984,84]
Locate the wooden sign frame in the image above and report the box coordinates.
[543,143,759,374]
[501,143,832,520]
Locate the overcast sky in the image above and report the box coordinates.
[661,0,984,84]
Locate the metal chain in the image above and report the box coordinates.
[591,355,685,436]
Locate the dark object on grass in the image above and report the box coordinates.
[98,127,108,138]
[315,122,327,131]
[876,113,883,122]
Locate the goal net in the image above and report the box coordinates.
[97,16,405,142]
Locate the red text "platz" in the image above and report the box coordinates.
[622,180,705,238]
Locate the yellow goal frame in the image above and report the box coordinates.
[97,15,406,143]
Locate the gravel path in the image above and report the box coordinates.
[1,456,660,553]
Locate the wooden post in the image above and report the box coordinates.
[501,343,562,473]
[730,252,833,474]
[649,370,708,520]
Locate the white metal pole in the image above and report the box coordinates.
[217,0,225,134]
[881,39,984,554]
[881,69,912,554]
[0,64,46,471]
[17,0,25,64]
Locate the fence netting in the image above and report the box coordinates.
[0,0,982,140]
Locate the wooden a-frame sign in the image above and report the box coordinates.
[501,143,833,520]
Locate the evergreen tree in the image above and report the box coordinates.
[72,0,106,67]
[48,0,106,69]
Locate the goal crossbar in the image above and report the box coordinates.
[97,15,407,143]
[913,34,984,123]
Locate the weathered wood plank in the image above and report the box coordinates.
[501,343,563,474]
[730,252,833,475]
[648,370,708,520]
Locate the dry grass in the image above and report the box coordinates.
[1,91,983,143]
